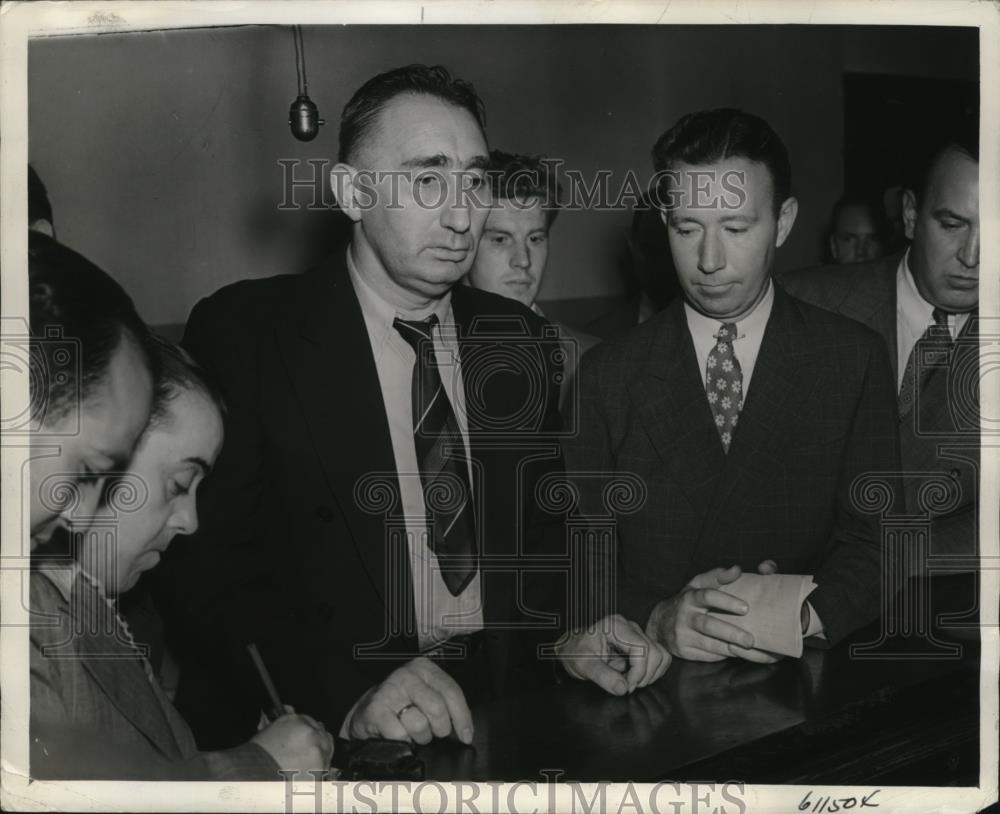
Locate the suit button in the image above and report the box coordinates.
[950,468,961,480]
[316,504,334,522]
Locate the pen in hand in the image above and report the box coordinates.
[247,642,287,724]
[246,642,337,771]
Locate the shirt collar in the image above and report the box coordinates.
[684,278,775,344]
[897,249,969,339]
[897,249,935,337]
[346,247,454,349]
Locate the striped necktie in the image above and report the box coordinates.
[393,315,478,596]
[898,307,953,420]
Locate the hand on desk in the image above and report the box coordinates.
[250,711,334,771]
[557,614,671,695]
[342,657,474,746]
[646,565,781,664]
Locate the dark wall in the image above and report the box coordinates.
[28,25,976,328]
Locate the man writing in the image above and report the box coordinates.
[565,108,900,661]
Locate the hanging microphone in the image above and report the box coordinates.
[289,94,323,142]
[288,26,323,142]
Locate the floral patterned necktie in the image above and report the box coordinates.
[706,322,743,453]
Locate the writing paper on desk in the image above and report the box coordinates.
[707,573,817,658]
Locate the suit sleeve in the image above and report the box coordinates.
[181,743,281,781]
[930,509,977,560]
[560,349,621,628]
[29,579,196,780]
[810,333,902,645]
[506,317,572,684]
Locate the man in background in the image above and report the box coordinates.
[783,132,980,619]
[825,193,888,265]
[467,150,599,404]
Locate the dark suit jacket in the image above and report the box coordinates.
[585,294,643,340]
[781,253,979,563]
[30,565,277,780]
[548,316,600,410]
[156,251,567,746]
[563,284,900,646]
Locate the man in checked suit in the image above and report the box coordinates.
[565,109,900,662]
[783,133,980,614]
[158,65,667,749]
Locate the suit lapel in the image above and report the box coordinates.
[273,254,409,610]
[64,572,183,758]
[627,299,726,519]
[835,254,900,380]
[698,286,813,553]
[919,308,980,434]
[449,288,566,631]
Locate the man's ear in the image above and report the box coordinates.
[901,188,918,241]
[330,163,364,223]
[828,234,839,261]
[775,196,799,248]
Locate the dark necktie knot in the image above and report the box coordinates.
[393,314,439,352]
[715,322,739,344]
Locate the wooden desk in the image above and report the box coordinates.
[416,627,980,785]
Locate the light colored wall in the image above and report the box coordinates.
[28,25,975,329]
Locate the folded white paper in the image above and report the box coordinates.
[707,573,817,658]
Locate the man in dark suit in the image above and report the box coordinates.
[565,109,900,663]
[159,65,666,749]
[783,136,980,602]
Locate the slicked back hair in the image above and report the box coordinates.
[486,150,562,226]
[338,64,487,165]
[28,232,158,427]
[149,334,227,429]
[652,108,792,216]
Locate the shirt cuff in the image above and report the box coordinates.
[804,600,826,640]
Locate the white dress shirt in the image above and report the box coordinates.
[896,251,969,391]
[684,279,774,391]
[347,251,484,651]
[683,280,823,641]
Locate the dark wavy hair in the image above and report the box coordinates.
[28,232,157,427]
[652,108,791,216]
[486,150,563,225]
[148,334,226,428]
[338,64,486,164]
